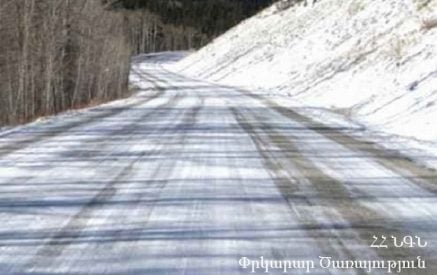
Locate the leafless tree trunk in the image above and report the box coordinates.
[0,0,131,126]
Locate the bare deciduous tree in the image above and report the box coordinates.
[0,0,131,125]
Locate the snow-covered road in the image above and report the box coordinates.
[0,54,436,274]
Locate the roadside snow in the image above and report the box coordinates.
[172,0,437,169]
[0,53,187,139]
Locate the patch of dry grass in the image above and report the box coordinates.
[421,14,437,30]
[347,0,366,16]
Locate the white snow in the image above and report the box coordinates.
[172,0,437,169]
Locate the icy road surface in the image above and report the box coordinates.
[0,53,436,274]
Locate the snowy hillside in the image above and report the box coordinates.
[173,0,437,150]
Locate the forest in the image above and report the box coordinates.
[0,0,272,126]
[114,0,274,54]
[0,0,131,125]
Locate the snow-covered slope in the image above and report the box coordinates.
[173,0,437,144]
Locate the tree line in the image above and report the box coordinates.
[110,0,274,53]
[0,0,131,125]
[0,0,273,126]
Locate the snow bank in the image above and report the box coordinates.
[173,0,437,145]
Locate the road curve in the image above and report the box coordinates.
[0,53,436,274]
